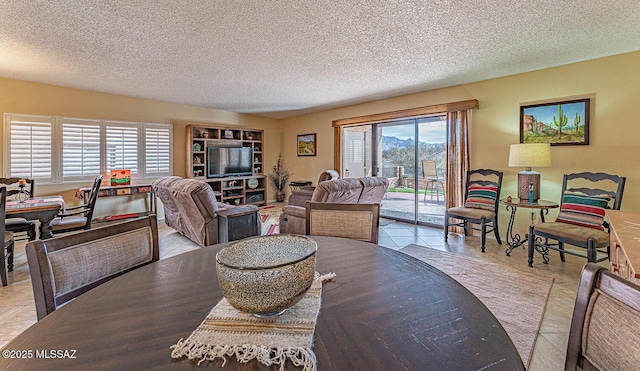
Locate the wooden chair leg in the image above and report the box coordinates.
[493,217,502,245]
[587,239,597,263]
[444,212,449,242]
[559,242,565,262]
[28,223,37,241]
[6,241,14,271]
[0,244,6,287]
[527,225,535,267]
[480,217,486,252]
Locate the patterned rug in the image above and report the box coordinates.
[259,205,283,235]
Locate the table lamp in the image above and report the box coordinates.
[508,143,551,202]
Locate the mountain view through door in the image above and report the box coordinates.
[342,116,446,227]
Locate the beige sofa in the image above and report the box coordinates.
[279,176,389,235]
[287,170,340,207]
[152,176,261,246]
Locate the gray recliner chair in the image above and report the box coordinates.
[287,170,340,207]
[279,176,388,235]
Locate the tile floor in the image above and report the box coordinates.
[0,218,598,370]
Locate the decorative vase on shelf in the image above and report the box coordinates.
[202,131,209,139]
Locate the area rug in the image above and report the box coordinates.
[399,244,554,369]
[259,205,282,235]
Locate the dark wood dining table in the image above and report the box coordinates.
[5,196,64,239]
[0,236,524,370]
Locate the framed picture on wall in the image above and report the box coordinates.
[520,98,590,145]
[297,133,317,156]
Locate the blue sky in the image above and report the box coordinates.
[523,102,586,125]
[381,118,446,143]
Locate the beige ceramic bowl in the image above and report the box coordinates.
[216,235,317,316]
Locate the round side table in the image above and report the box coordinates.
[500,198,559,256]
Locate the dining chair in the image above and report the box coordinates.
[26,214,159,320]
[1,187,16,287]
[527,172,625,267]
[50,175,102,235]
[0,177,36,242]
[305,202,381,243]
[565,263,640,370]
[444,169,503,252]
[421,160,445,203]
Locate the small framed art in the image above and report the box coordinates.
[297,133,316,156]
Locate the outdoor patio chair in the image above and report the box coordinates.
[422,160,445,203]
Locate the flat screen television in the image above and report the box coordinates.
[207,145,253,178]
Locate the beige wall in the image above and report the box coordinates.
[0,77,281,212]
[3,51,638,234]
[279,51,640,236]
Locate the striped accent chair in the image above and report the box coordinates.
[527,172,626,267]
[444,169,503,252]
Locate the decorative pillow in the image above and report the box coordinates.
[464,185,499,211]
[555,191,611,231]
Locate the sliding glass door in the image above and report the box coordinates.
[342,115,446,226]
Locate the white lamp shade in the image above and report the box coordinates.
[508,143,552,168]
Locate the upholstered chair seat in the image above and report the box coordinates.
[446,206,495,222]
[51,217,89,231]
[532,222,610,245]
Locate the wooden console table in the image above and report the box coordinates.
[607,210,640,283]
[78,184,156,221]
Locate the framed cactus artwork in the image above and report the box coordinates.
[520,98,590,145]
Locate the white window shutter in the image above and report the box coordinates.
[144,124,171,176]
[62,120,101,180]
[6,115,53,181]
[106,123,138,174]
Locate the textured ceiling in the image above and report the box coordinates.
[0,1,639,119]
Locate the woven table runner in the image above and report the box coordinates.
[171,272,335,371]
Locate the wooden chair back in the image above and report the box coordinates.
[464,169,503,213]
[26,215,159,320]
[561,172,626,217]
[0,186,15,286]
[0,177,35,198]
[565,263,640,370]
[305,202,380,243]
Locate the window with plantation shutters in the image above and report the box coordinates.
[144,124,171,175]
[106,123,139,174]
[62,120,101,179]
[3,113,172,183]
[5,115,53,181]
